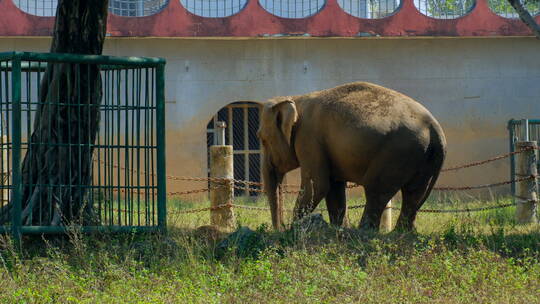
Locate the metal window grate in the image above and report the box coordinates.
[207,102,262,197]
[0,52,166,239]
[259,0,326,18]
[109,0,169,17]
[13,0,58,17]
[488,0,539,18]
[180,0,248,17]
[338,0,400,18]
[414,0,475,18]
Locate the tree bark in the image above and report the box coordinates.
[0,0,109,225]
[508,0,540,39]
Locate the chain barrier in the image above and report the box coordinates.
[95,146,540,215]
[440,147,536,172]
[94,146,538,185]
[107,175,537,198]
[433,175,536,191]
[131,201,517,216]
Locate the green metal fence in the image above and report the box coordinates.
[0,52,166,240]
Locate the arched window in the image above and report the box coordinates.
[338,0,400,18]
[414,0,474,18]
[180,0,248,17]
[207,102,262,196]
[488,0,539,18]
[13,0,58,17]
[259,0,325,18]
[109,0,168,17]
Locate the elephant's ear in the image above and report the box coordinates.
[273,99,298,146]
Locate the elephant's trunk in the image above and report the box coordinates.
[262,154,284,230]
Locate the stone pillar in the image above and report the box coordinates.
[515,141,538,224]
[209,122,236,230]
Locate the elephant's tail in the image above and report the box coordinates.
[418,124,447,206]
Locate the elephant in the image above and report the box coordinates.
[257,82,446,232]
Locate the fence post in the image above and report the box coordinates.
[515,141,538,224]
[380,199,392,232]
[210,122,236,230]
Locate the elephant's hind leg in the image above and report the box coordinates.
[325,180,347,226]
[395,173,435,232]
[359,187,398,231]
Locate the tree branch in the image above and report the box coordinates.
[508,0,540,39]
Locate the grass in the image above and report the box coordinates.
[0,195,539,304]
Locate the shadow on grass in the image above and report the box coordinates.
[1,211,539,274]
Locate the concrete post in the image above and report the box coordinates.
[380,200,392,232]
[210,122,236,230]
[515,141,538,224]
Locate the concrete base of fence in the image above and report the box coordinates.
[515,141,538,224]
[210,145,236,231]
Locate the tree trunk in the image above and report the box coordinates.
[0,0,109,226]
[508,0,540,39]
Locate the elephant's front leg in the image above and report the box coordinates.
[293,171,330,221]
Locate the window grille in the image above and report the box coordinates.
[180,0,248,17]
[13,0,58,17]
[259,0,325,18]
[109,0,168,17]
[207,102,262,197]
[414,0,475,18]
[488,0,539,18]
[338,0,400,18]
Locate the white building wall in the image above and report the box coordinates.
[2,37,539,195]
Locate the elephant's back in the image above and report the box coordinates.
[301,82,438,133]
[296,82,444,183]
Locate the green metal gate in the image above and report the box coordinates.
[0,52,166,240]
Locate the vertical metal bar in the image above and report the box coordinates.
[124,68,129,226]
[508,120,516,198]
[130,68,136,227]
[243,105,249,196]
[149,68,155,226]
[77,64,82,221]
[36,61,42,224]
[49,60,55,224]
[144,68,150,226]
[104,69,110,226]
[0,61,4,222]
[97,70,104,226]
[156,63,166,232]
[135,68,141,226]
[522,119,529,141]
[116,69,121,226]
[2,61,10,224]
[25,62,33,223]
[216,121,226,145]
[11,55,22,243]
[67,64,73,220]
[228,107,232,147]
[84,64,92,222]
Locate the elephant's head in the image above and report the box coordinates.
[258,98,300,230]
